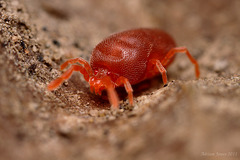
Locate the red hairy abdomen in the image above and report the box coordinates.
[90,28,176,84]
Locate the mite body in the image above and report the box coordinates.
[48,28,200,108]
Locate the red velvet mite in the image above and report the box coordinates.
[47,28,200,108]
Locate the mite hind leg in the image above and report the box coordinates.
[162,47,200,78]
[47,65,89,91]
[148,59,168,85]
[115,77,134,106]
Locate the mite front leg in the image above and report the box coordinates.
[162,47,200,78]
[60,57,93,76]
[47,65,89,91]
[101,76,119,108]
[115,77,134,106]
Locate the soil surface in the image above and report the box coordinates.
[0,0,239,160]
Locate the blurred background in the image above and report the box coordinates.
[0,0,239,160]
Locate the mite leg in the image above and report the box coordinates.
[148,59,168,85]
[115,77,134,106]
[60,57,93,76]
[162,47,200,78]
[47,65,89,91]
[101,76,119,108]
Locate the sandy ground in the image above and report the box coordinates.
[0,0,240,160]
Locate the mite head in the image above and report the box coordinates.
[88,68,111,95]
[87,67,119,107]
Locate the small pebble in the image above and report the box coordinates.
[32,45,37,52]
[28,102,39,111]
[214,59,228,72]
[108,115,116,121]
[12,35,20,42]
[89,109,98,117]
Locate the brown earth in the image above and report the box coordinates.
[0,0,240,160]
